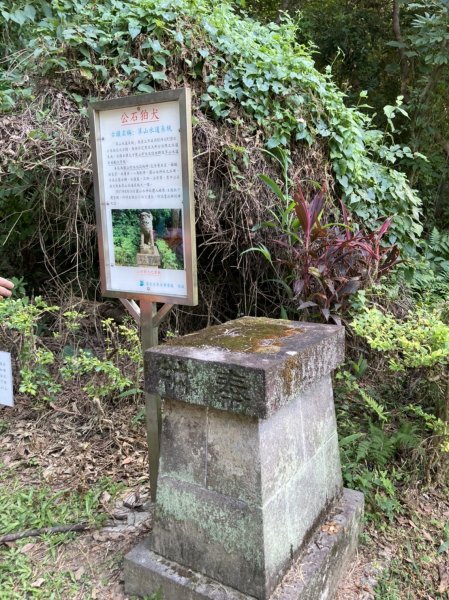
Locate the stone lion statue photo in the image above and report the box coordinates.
[140,211,155,252]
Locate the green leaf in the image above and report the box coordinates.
[241,244,272,263]
[23,4,36,20]
[259,174,285,202]
[128,22,141,39]
[137,83,154,93]
[266,278,293,298]
[117,388,142,399]
[10,9,27,25]
[151,71,167,81]
[339,433,364,446]
[266,136,281,149]
[79,68,93,80]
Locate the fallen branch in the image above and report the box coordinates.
[0,522,91,544]
[49,402,80,416]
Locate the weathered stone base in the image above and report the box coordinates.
[137,251,161,266]
[124,489,364,600]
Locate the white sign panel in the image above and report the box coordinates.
[0,351,14,407]
[89,89,197,305]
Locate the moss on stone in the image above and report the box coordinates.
[156,482,264,567]
[166,317,302,354]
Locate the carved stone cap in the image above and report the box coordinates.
[145,317,345,418]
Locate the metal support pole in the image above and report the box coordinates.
[140,301,175,503]
[120,298,174,502]
[140,301,160,503]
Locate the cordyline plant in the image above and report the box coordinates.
[249,177,400,322]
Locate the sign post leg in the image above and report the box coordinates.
[138,300,174,502]
[140,300,161,502]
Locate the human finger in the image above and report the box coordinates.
[0,278,14,298]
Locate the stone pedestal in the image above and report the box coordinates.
[137,246,161,266]
[124,317,364,600]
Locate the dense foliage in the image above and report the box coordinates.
[246,0,449,232]
[0,0,426,316]
[1,1,449,594]
[249,171,400,321]
[0,295,142,403]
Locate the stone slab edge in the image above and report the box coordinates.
[123,539,256,600]
[123,488,364,600]
[145,321,345,418]
[271,488,364,600]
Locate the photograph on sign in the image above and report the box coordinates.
[89,89,197,305]
[111,209,184,270]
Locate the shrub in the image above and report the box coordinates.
[0,297,142,405]
[0,0,424,317]
[155,238,182,270]
[352,304,449,477]
[249,176,399,320]
[335,367,421,521]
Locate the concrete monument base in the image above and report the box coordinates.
[124,317,364,600]
[124,488,364,600]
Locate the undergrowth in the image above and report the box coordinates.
[0,295,143,408]
[336,286,449,524]
[0,473,123,599]
[0,474,120,535]
[0,0,425,325]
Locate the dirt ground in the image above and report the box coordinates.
[1,395,447,599]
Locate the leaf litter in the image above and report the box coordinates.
[1,393,448,598]
[0,391,153,599]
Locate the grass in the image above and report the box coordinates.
[0,473,124,599]
[374,514,449,597]
[0,473,121,535]
[0,548,80,599]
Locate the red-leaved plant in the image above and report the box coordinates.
[250,179,400,322]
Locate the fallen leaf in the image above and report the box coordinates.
[123,491,142,509]
[100,490,111,505]
[74,566,85,581]
[31,578,45,588]
[20,543,36,554]
[111,509,128,520]
[422,530,433,543]
[418,503,433,515]
[42,466,56,482]
[321,521,341,535]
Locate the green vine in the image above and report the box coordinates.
[1,0,423,250]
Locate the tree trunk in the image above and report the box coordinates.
[392,0,410,97]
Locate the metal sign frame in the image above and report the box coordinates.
[89,88,197,306]
[89,89,198,501]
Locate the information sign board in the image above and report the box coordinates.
[89,89,197,305]
[0,351,14,407]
